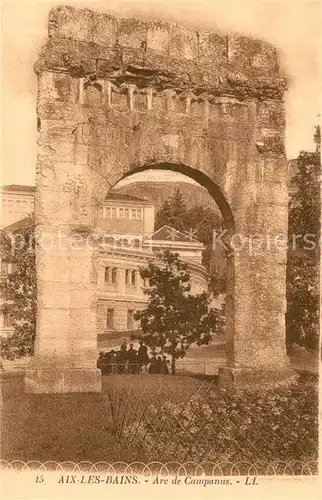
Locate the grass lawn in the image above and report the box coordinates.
[1,373,211,464]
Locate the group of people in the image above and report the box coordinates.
[97,339,170,375]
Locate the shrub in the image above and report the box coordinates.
[123,380,318,469]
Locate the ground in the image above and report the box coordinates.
[0,369,318,469]
[0,374,208,464]
[0,343,318,466]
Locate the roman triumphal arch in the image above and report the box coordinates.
[25,5,296,393]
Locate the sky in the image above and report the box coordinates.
[1,0,321,186]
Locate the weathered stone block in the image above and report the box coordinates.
[48,5,94,42]
[35,189,72,224]
[69,308,97,331]
[262,183,288,206]
[25,368,101,393]
[37,309,70,331]
[218,366,297,390]
[258,100,286,130]
[197,31,227,65]
[228,36,278,75]
[147,21,170,54]
[37,253,71,283]
[93,12,118,47]
[69,256,95,283]
[169,23,198,60]
[40,38,97,76]
[118,17,148,49]
[256,128,285,154]
[261,156,287,185]
[37,281,71,309]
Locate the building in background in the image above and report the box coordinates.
[1,187,209,346]
[0,185,35,229]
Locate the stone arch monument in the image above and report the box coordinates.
[25,5,296,393]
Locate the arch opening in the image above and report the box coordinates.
[97,162,236,370]
[117,163,235,234]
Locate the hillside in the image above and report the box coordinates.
[112,181,221,214]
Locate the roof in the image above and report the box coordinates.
[105,192,152,203]
[151,225,201,243]
[2,217,33,232]
[1,185,36,193]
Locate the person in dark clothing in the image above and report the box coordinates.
[156,356,162,374]
[109,349,117,375]
[101,352,111,375]
[137,340,149,373]
[127,343,138,374]
[97,352,105,373]
[161,355,169,375]
[148,354,158,374]
[117,345,127,374]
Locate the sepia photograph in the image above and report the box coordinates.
[0,0,320,494]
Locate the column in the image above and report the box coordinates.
[218,168,297,389]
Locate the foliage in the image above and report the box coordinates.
[155,188,190,233]
[155,188,225,294]
[0,219,37,359]
[135,250,223,374]
[124,380,318,468]
[286,137,320,350]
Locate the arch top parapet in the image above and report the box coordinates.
[35,5,287,102]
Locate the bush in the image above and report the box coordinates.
[123,380,318,468]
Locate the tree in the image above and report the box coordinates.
[155,187,189,233]
[286,127,320,350]
[155,188,225,294]
[0,218,37,359]
[135,250,223,374]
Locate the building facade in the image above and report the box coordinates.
[95,195,209,345]
[1,187,209,345]
[1,185,35,229]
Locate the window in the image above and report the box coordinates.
[1,261,9,276]
[131,209,143,221]
[106,309,115,329]
[104,267,110,283]
[102,207,111,218]
[133,239,140,248]
[111,268,117,284]
[21,200,28,212]
[144,278,149,288]
[131,270,136,286]
[10,263,17,274]
[104,237,114,246]
[3,312,13,328]
[111,208,116,218]
[125,269,130,285]
[118,208,129,219]
[127,310,134,330]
